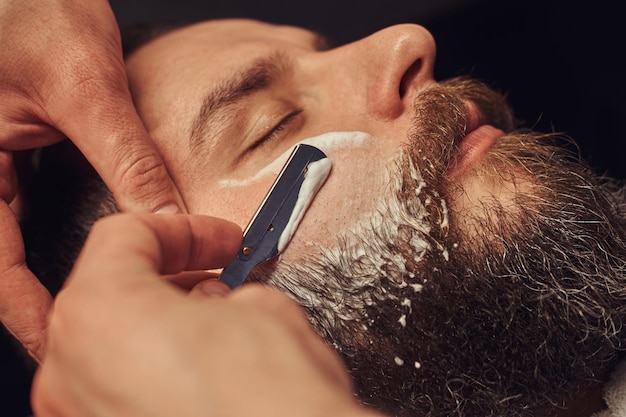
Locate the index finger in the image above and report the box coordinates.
[0,201,52,362]
[71,214,242,290]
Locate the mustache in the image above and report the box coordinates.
[437,77,516,132]
[408,77,516,182]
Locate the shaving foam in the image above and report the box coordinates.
[218,131,370,187]
[276,157,332,253]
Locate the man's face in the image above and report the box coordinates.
[124,19,626,417]
[125,19,509,261]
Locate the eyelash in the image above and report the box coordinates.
[249,109,303,153]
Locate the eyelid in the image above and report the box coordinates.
[247,109,303,154]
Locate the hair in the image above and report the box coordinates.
[120,21,189,58]
[20,143,117,295]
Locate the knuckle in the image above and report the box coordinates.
[111,149,172,212]
[18,331,46,361]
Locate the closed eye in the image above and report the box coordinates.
[247,109,303,154]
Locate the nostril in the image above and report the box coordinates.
[399,59,423,98]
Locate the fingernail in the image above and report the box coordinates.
[199,280,231,298]
[155,203,180,214]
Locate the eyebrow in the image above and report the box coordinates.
[188,32,332,151]
[188,51,292,151]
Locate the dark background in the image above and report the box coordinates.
[2,0,623,415]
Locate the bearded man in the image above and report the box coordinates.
[22,19,626,417]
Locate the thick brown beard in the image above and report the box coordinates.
[252,78,626,416]
[376,130,626,417]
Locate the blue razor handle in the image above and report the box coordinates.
[220,144,328,289]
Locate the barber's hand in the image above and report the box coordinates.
[0,0,184,360]
[31,214,379,417]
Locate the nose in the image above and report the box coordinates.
[311,24,437,120]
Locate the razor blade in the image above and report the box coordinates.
[220,144,329,289]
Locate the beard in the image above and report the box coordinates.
[250,77,626,416]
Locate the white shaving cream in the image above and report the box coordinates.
[276,157,332,253]
[218,131,371,187]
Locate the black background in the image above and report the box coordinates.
[2,0,624,415]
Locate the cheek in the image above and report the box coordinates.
[193,179,276,230]
[283,153,392,255]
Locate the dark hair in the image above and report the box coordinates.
[20,142,117,295]
[121,21,190,58]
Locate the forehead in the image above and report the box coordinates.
[126,19,319,82]
[125,19,319,141]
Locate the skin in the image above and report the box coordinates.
[124,19,506,262]
[0,0,184,362]
[32,213,385,417]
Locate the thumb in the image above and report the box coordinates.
[58,92,186,213]
[189,279,233,298]
[39,16,186,215]
[2,0,186,214]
